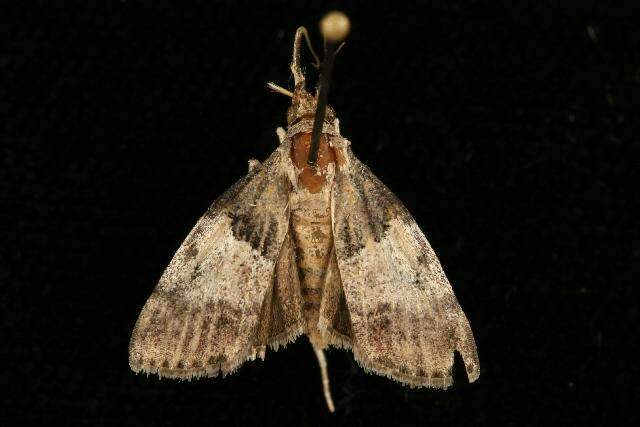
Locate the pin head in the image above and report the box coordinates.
[320,11,350,43]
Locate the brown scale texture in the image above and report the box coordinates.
[330,145,480,387]
[129,143,305,379]
[130,122,479,389]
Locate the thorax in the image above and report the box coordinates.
[287,131,336,228]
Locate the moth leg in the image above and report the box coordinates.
[312,344,335,412]
[266,82,294,98]
[276,127,286,144]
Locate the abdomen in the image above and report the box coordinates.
[290,187,333,338]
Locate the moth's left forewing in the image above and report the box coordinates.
[329,143,480,388]
[129,141,301,379]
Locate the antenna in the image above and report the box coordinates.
[307,11,350,168]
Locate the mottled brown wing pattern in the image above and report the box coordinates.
[129,142,302,379]
[330,147,480,388]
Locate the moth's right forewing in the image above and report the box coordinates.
[129,142,294,379]
[330,147,480,388]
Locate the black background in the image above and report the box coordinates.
[3,1,639,426]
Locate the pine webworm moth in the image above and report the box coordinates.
[129,11,479,412]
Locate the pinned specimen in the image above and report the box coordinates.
[129,11,479,412]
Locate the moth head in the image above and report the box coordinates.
[266,26,338,128]
[286,85,336,127]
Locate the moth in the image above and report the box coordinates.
[129,19,479,411]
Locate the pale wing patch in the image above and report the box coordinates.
[331,147,480,388]
[129,142,300,379]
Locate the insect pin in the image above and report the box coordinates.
[129,11,480,413]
